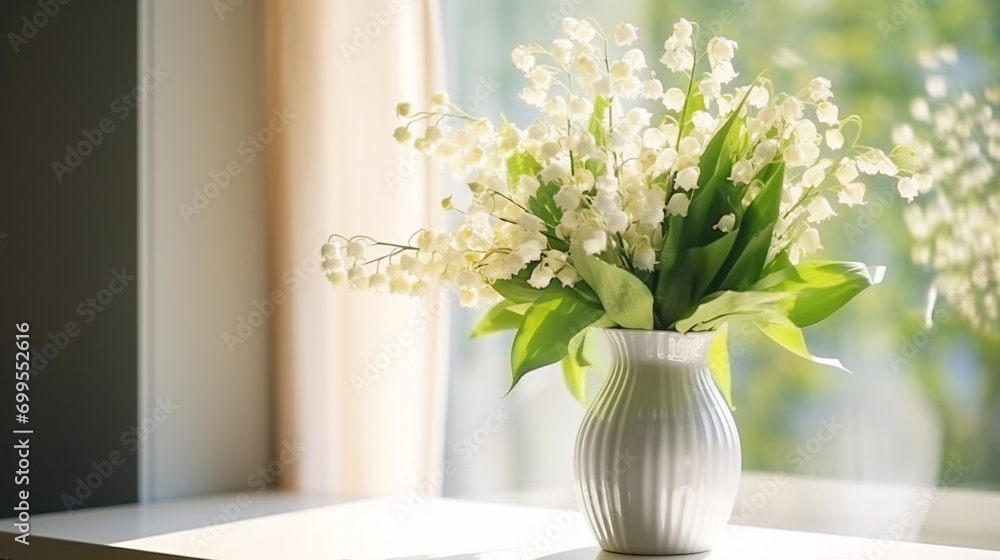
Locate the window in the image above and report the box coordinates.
[437,0,1000,546]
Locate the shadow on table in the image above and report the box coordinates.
[389,547,715,560]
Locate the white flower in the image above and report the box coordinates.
[347,239,368,259]
[713,213,736,233]
[528,265,554,289]
[892,124,915,146]
[633,242,656,271]
[321,242,340,258]
[431,91,449,106]
[458,286,479,307]
[925,75,947,98]
[610,60,632,81]
[517,212,547,232]
[529,67,552,88]
[655,147,678,172]
[575,55,602,85]
[910,98,931,122]
[627,108,652,128]
[393,126,411,143]
[660,47,693,73]
[551,39,573,64]
[642,79,664,99]
[753,139,779,164]
[856,149,897,175]
[806,197,836,223]
[622,49,647,70]
[673,18,694,43]
[802,161,830,188]
[707,36,738,67]
[797,227,823,255]
[612,22,638,46]
[691,111,716,131]
[808,77,833,101]
[663,87,686,111]
[730,160,754,184]
[675,167,700,190]
[825,128,845,149]
[520,86,547,107]
[389,276,412,294]
[835,160,859,184]
[369,273,390,291]
[580,226,608,255]
[604,210,629,233]
[515,175,540,197]
[666,192,691,216]
[678,136,701,157]
[553,187,581,212]
[699,77,722,100]
[322,255,346,272]
[837,182,866,206]
[396,102,412,117]
[512,46,535,72]
[783,144,807,167]
[642,128,667,149]
[562,17,596,42]
[897,176,920,202]
[556,265,579,287]
[540,162,568,184]
[411,280,432,297]
[816,102,839,125]
[748,85,769,108]
[781,97,804,121]
[914,173,933,193]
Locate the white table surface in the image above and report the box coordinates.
[114,496,1000,560]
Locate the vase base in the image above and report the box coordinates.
[543,546,712,559]
[598,547,711,558]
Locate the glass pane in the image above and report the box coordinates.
[438,0,1000,510]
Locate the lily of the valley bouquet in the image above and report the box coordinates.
[324,18,921,402]
[894,46,1000,336]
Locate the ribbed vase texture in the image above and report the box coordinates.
[574,329,741,555]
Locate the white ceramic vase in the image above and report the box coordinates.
[574,329,741,555]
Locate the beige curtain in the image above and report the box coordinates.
[266,0,448,496]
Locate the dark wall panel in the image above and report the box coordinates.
[0,0,138,513]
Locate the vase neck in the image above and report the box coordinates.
[602,329,715,371]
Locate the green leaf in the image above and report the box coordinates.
[491,274,548,304]
[698,112,746,190]
[561,316,616,403]
[751,261,884,328]
[707,323,733,408]
[588,95,611,147]
[757,320,850,373]
[679,86,705,138]
[470,300,531,338]
[507,152,541,186]
[674,290,788,333]
[510,289,605,390]
[689,229,739,300]
[685,111,750,247]
[492,266,577,304]
[762,250,793,277]
[715,226,774,292]
[571,242,654,330]
[676,261,884,332]
[715,162,785,291]
[655,214,687,326]
[527,182,564,232]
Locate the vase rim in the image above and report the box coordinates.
[593,327,715,340]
